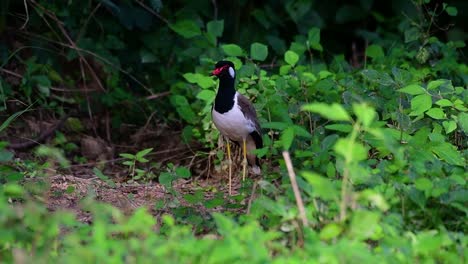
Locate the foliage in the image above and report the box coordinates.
[1,0,467,263]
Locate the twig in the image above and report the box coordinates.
[0,68,22,78]
[145,91,171,100]
[134,0,169,25]
[20,0,29,29]
[282,151,308,226]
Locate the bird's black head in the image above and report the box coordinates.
[211,60,236,79]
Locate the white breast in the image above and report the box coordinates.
[212,92,256,142]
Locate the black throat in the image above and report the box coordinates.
[214,75,236,114]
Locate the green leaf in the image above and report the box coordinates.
[183,73,214,89]
[169,20,201,38]
[221,44,244,57]
[398,84,425,95]
[302,103,351,121]
[414,178,433,191]
[0,105,33,133]
[361,69,394,86]
[432,142,465,166]
[280,126,295,150]
[366,44,384,58]
[442,120,457,134]
[175,167,191,179]
[319,223,342,240]
[427,79,447,90]
[140,49,157,63]
[301,172,338,201]
[307,27,323,51]
[325,124,353,133]
[334,138,368,162]
[250,42,268,61]
[159,172,173,188]
[119,153,135,159]
[426,108,445,119]
[196,90,215,102]
[353,103,376,128]
[446,6,458,16]
[435,99,453,107]
[458,113,468,133]
[409,94,432,116]
[284,50,299,66]
[0,149,13,162]
[136,148,153,159]
[207,20,224,37]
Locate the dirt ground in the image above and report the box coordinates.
[4,114,254,222]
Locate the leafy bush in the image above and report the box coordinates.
[1,0,467,263]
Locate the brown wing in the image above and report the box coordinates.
[237,93,261,133]
[237,93,263,167]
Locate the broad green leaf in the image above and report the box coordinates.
[442,120,457,134]
[432,142,464,166]
[409,94,432,116]
[325,124,353,133]
[366,44,384,58]
[171,95,197,123]
[196,90,215,102]
[398,84,425,95]
[334,138,368,162]
[435,99,453,107]
[426,108,445,119]
[0,149,13,162]
[262,122,289,130]
[307,27,323,51]
[284,50,299,66]
[349,211,381,240]
[169,20,201,38]
[207,20,224,37]
[280,126,295,150]
[183,73,214,89]
[361,69,394,86]
[301,172,338,201]
[221,44,244,57]
[159,172,173,188]
[250,42,268,61]
[414,178,433,191]
[353,103,376,128]
[319,223,342,240]
[446,6,458,16]
[427,79,447,90]
[175,167,191,179]
[302,103,351,121]
[458,113,468,133]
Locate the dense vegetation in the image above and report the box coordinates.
[1,0,467,262]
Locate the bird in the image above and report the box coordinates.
[210,60,263,194]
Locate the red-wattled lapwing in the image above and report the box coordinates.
[211,60,263,194]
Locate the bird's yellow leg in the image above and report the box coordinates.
[242,138,247,181]
[226,140,232,195]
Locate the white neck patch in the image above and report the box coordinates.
[228,67,235,78]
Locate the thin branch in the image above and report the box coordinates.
[0,68,22,78]
[145,91,171,100]
[282,151,308,226]
[20,0,29,29]
[134,0,169,25]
